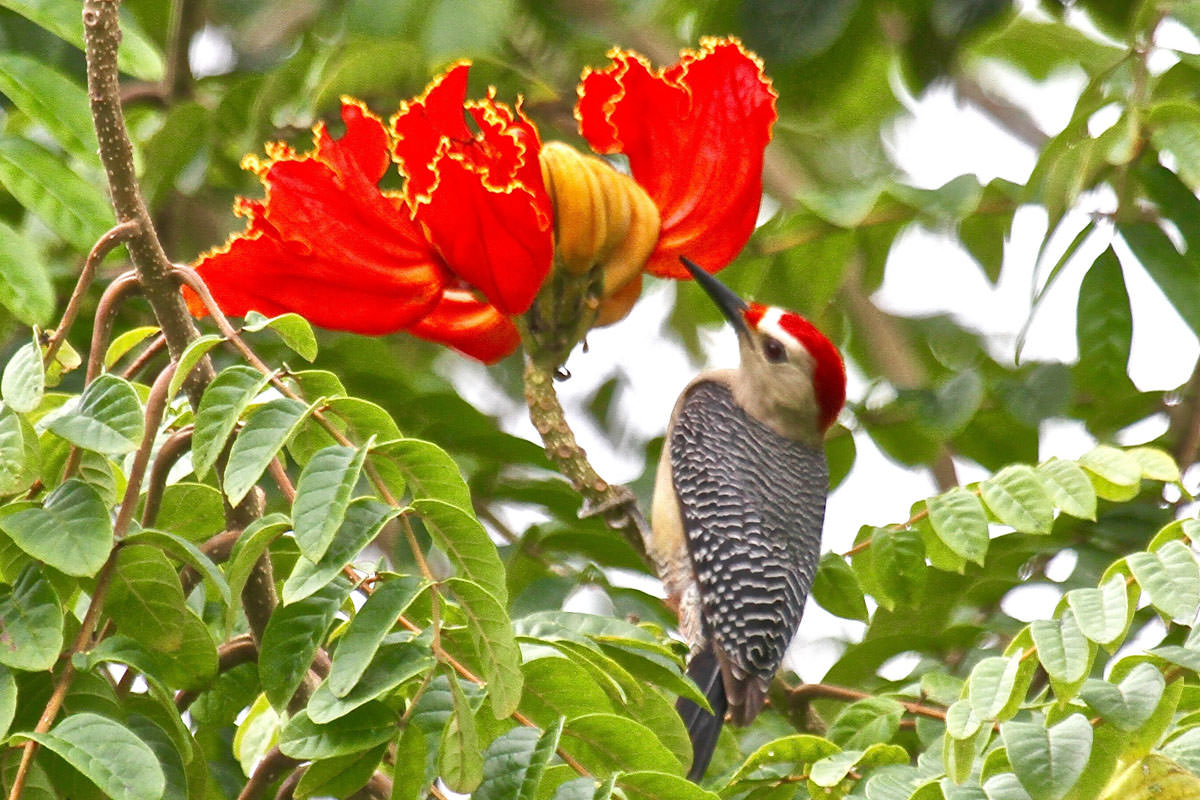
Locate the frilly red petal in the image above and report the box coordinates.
[392,63,553,315]
[190,100,449,333]
[577,37,777,279]
[407,287,520,363]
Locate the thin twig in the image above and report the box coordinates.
[783,682,947,722]
[85,271,143,383]
[237,747,298,800]
[114,361,178,537]
[119,333,168,380]
[44,220,138,368]
[140,426,193,528]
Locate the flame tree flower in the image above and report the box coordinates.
[188,37,777,364]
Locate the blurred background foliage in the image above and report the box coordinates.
[4,0,1200,795]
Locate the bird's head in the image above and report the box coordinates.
[682,257,845,442]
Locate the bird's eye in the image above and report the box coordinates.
[763,337,787,363]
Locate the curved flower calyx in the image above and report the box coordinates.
[393,62,553,317]
[577,36,777,279]
[539,142,660,315]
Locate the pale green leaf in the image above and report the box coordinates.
[440,671,484,793]
[0,407,39,495]
[968,655,1027,722]
[18,713,165,800]
[0,565,62,670]
[928,486,990,564]
[242,311,318,361]
[1079,444,1142,501]
[1,337,44,414]
[167,334,222,398]
[308,639,433,723]
[1031,614,1092,686]
[1126,446,1181,483]
[1036,458,1097,520]
[1079,663,1165,731]
[1002,714,1092,800]
[223,396,313,505]
[1126,540,1199,623]
[560,713,682,777]
[282,499,399,604]
[980,465,1054,534]
[104,327,160,369]
[413,498,506,604]
[1067,575,1130,647]
[0,479,112,576]
[47,374,144,455]
[812,551,869,620]
[292,443,369,562]
[278,705,396,760]
[447,576,523,719]
[328,575,427,697]
[191,364,273,479]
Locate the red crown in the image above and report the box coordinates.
[744,303,846,430]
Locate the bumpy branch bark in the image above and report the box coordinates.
[83,0,212,399]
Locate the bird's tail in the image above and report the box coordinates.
[676,644,727,782]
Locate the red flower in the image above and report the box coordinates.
[189,38,775,361]
[577,38,777,280]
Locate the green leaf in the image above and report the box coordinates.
[0,665,15,739]
[1079,663,1165,731]
[474,719,563,800]
[446,577,523,718]
[278,704,396,760]
[516,657,613,728]
[945,699,983,740]
[0,220,54,326]
[560,713,682,777]
[617,770,721,800]
[0,564,62,670]
[968,655,1029,722]
[0,479,112,576]
[48,374,144,455]
[1126,446,1181,483]
[292,443,369,562]
[191,365,273,479]
[869,526,926,610]
[980,465,1054,534]
[0,136,110,252]
[0,407,40,495]
[1002,714,1092,800]
[372,438,472,512]
[1075,248,1132,396]
[260,579,351,710]
[166,334,222,398]
[145,482,225,542]
[309,639,434,723]
[1030,614,1092,688]
[0,53,96,162]
[282,499,399,604]
[1,337,44,414]
[140,101,209,209]
[827,697,904,750]
[391,722,429,800]
[1066,575,1130,647]
[1126,540,1199,623]
[1078,445,1142,501]
[105,545,191,652]
[0,0,164,80]
[1036,459,1097,520]
[329,575,427,697]
[293,743,385,800]
[123,527,232,608]
[724,734,841,784]
[104,327,160,369]
[1119,220,1200,339]
[811,552,868,621]
[440,671,484,793]
[413,498,506,604]
[928,486,990,564]
[18,712,165,800]
[224,513,291,631]
[224,396,313,505]
[1148,102,1200,189]
[242,311,318,361]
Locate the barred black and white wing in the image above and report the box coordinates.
[671,379,828,719]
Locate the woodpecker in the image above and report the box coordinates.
[652,257,846,781]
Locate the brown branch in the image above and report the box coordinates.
[84,271,142,383]
[522,356,650,565]
[114,361,178,537]
[175,633,258,711]
[783,682,947,722]
[140,426,193,528]
[83,0,213,404]
[44,220,138,368]
[237,747,298,800]
[119,333,168,379]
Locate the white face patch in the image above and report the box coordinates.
[754,307,809,361]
